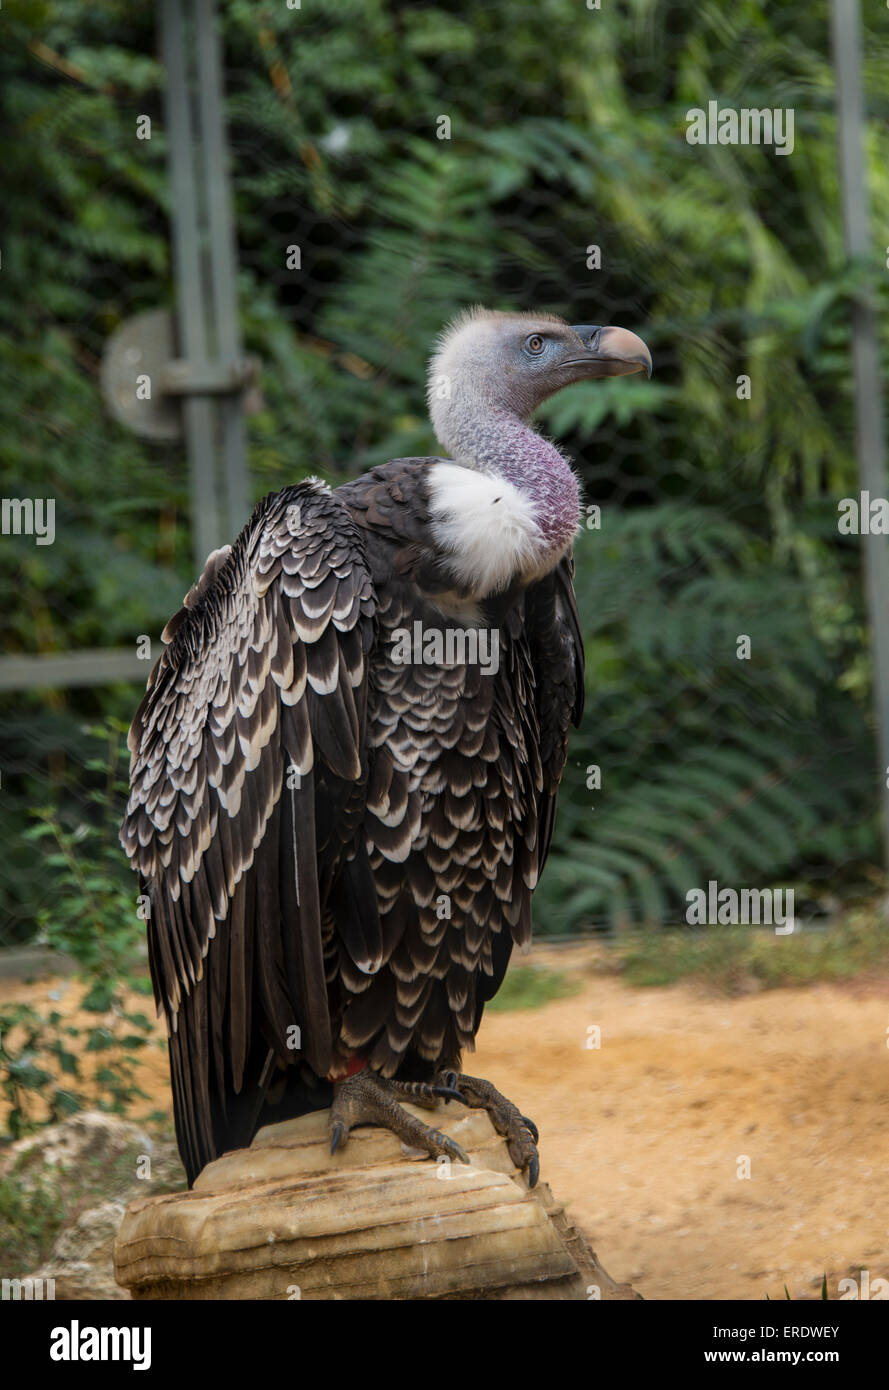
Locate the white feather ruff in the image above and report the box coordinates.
[428,462,545,596]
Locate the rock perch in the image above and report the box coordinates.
[114,1105,639,1300]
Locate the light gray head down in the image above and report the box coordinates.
[424,308,651,564]
[427,307,651,466]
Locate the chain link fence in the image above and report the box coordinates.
[2,0,887,948]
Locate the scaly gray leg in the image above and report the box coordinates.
[328,1070,470,1165]
[437,1069,540,1187]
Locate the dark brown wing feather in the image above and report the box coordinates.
[526,551,585,875]
[339,460,584,1059]
[341,460,584,1052]
[475,552,585,1012]
[121,482,376,1183]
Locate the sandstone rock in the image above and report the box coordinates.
[114,1105,639,1300]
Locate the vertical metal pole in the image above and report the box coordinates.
[830,0,889,871]
[159,0,250,575]
[195,0,249,537]
[159,0,220,574]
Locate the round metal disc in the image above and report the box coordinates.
[100,309,182,442]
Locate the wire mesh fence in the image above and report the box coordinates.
[1,0,888,948]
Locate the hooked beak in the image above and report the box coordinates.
[565,324,652,380]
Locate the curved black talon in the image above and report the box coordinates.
[330,1121,347,1155]
[432,1084,469,1105]
[527,1154,540,1188]
[520,1114,539,1144]
[441,1137,471,1165]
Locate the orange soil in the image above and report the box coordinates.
[3,942,887,1300]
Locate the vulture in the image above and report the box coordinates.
[121,309,652,1187]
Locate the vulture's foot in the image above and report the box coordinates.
[328,1069,471,1166]
[438,1070,540,1188]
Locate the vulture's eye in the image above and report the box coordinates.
[524,334,545,355]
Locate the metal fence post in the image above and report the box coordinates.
[159,0,250,574]
[0,0,251,695]
[830,0,889,874]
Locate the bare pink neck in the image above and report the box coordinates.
[447,408,580,555]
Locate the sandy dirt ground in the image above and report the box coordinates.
[3,941,887,1301]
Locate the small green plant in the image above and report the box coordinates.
[1,722,155,1138]
[0,1003,83,1140]
[486,964,582,1011]
[766,1273,828,1300]
[0,1171,66,1271]
[610,909,889,996]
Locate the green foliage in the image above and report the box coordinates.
[0,724,154,1137]
[485,965,582,1012]
[0,1003,82,1138]
[0,1117,185,1272]
[610,908,889,994]
[2,1,888,952]
[23,722,146,982]
[535,500,875,931]
[0,1171,66,1272]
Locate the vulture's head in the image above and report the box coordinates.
[427,307,652,460]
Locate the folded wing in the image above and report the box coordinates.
[121,481,377,1182]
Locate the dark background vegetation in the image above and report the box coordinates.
[1,0,888,1042]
